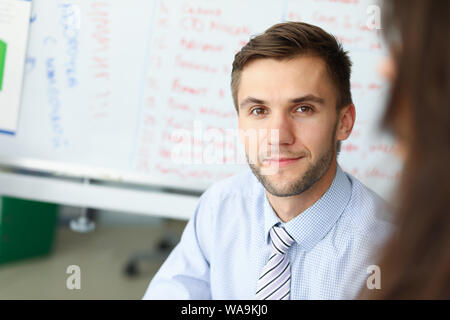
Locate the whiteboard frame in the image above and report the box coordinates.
[0,168,199,220]
[0,155,220,193]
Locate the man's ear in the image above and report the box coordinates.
[336,104,356,142]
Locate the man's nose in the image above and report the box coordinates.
[267,111,295,146]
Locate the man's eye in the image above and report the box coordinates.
[296,105,313,113]
[250,107,267,116]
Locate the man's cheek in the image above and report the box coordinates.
[302,133,325,159]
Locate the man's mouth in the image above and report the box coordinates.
[262,156,303,167]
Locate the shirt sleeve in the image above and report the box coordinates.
[142,190,214,300]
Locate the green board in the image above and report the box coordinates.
[0,197,59,265]
[0,40,6,91]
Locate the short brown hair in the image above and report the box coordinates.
[231,21,353,113]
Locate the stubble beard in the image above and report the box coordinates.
[248,130,337,198]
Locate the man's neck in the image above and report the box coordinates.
[266,161,338,223]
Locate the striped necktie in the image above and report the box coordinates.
[255,225,295,300]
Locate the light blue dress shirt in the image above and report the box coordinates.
[143,165,392,299]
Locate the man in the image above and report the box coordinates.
[143,22,391,300]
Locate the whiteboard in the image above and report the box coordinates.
[0,0,403,199]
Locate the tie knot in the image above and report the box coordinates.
[269,225,295,255]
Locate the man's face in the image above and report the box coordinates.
[237,55,339,197]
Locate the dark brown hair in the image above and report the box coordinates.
[231,22,353,113]
[359,0,450,299]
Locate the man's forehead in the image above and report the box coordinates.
[238,55,332,102]
[242,55,328,75]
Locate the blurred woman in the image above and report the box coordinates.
[360,0,450,299]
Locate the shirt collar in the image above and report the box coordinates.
[263,165,352,252]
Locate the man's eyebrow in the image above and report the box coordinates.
[239,94,325,109]
[239,97,267,110]
[290,94,325,104]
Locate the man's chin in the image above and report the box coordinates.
[263,181,306,198]
[254,170,309,197]
[249,160,323,197]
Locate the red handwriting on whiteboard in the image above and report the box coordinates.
[341,142,359,152]
[182,4,222,17]
[312,11,338,27]
[209,21,250,36]
[335,34,363,46]
[368,82,382,91]
[180,16,205,32]
[157,2,170,27]
[351,82,363,90]
[369,144,400,155]
[199,106,236,119]
[156,163,216,180]
[89,2,110,78]
[168,97,191,111]
[369,42,382,51]
[144,115,156,126]
[145,97,156,109]
[155,163,186,179]
[88,2,111,119]
[287,12,302,21]
[175,55,218,73]
[89,90,111,119]
[180,37,223,52]
[172,78,209,96]
[365,167,401,180]
[159,147,171,159]
[166,116,193,130]
[350,129,361,139]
